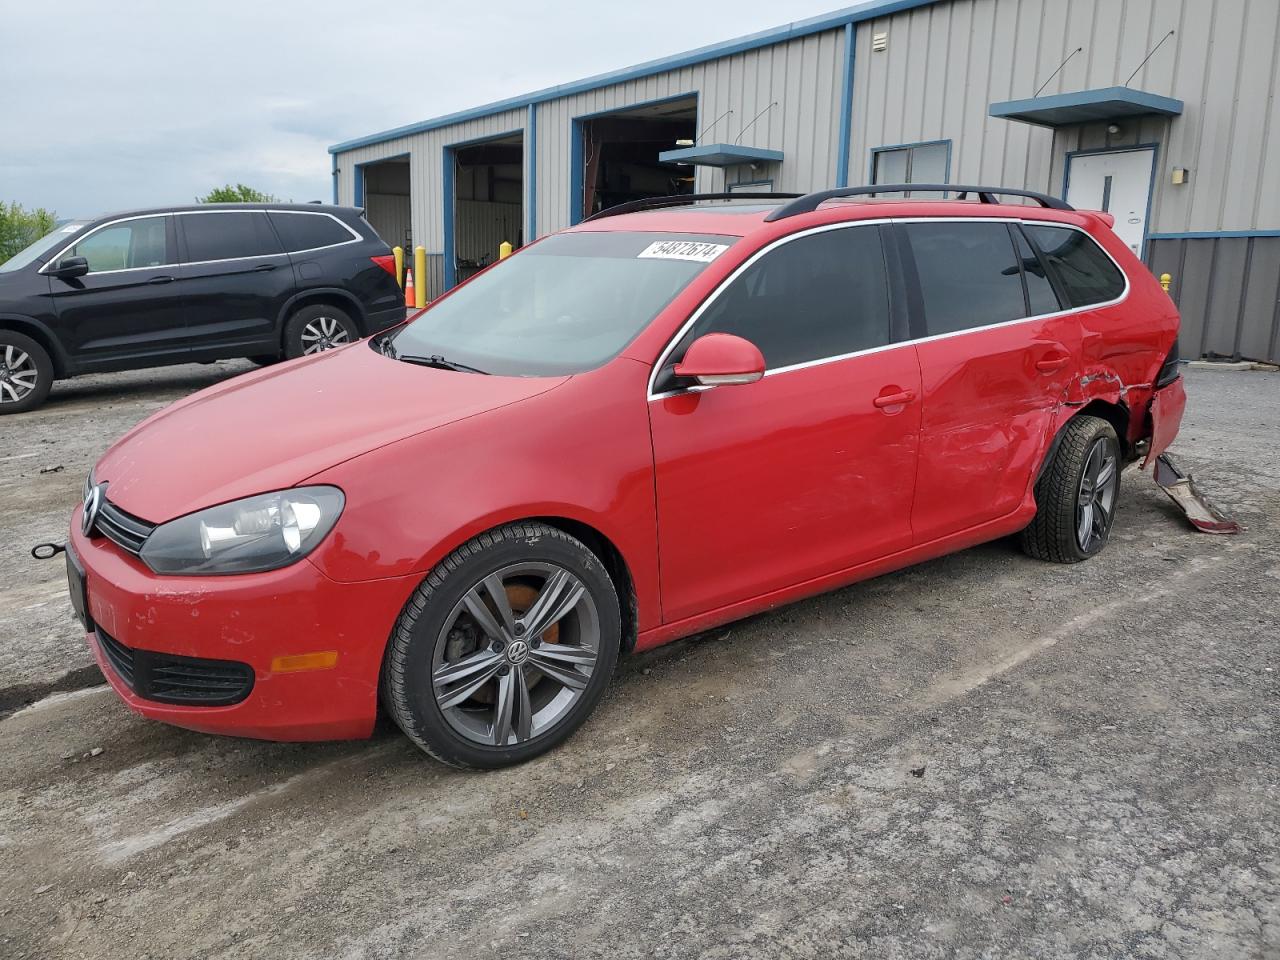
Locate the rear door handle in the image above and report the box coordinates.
[873,390,916,409]
[1035,356,1070,373]
[147,275,175,284]
[252,263,276,272]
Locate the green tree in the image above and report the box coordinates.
[198,183,279,203]
[0,202,58,262]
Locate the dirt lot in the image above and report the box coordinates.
[0,364,1276,960]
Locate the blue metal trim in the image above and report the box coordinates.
[1148,230,1280,240]
[657,144,784,166]
[443,128,524,291]
[330,154,338,204]
[329,0,940,154]
[868,139,952,184]
[1063,143,1159,258]
[990,86,1184,128]
[527,103,538,241]
[836,22,855,188]
[352,164,364,208]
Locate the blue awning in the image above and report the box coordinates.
[658,143,784,168]
[989,86,1183,128]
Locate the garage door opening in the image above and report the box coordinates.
[450,133,524,286]
[574,96,698,221]
[358,157,411,252]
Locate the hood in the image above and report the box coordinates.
[96,343,568,522]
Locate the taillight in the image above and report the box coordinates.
[1155,338,1181,387]
[370,255,397,278]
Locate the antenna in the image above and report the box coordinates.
[695,108,733,143]
[1124,30,1176,87]
[1034,47,1083,97]
[735,102,778,145]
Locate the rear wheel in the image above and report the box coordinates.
[1021,415,1121,563]
[382,523,620,769]
[283,304,358,360]
[0,331,53,414]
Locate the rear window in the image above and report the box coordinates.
[903,221,1026,335]
[268,212,356,252]
[1023,224,1126,308]
[181,212,280,262]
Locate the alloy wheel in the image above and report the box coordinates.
[299,316,351,354]
[432,562,601,747]
[1076,436,1118,552]
[0,345,39,404]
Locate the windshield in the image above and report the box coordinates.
[386,231,737,376]
[0,220,90,273]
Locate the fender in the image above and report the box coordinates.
[0,311,71,376]
[275,286,366,334]
[1033,370,1135,485]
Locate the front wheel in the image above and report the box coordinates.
[382,523,621,769]
[0,331,54,414]
[1021,415,1121,563]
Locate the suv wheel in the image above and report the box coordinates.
[284,305,358,359]
[382,523,621,769]
[0,331,54,414]
[1021,415,1121,563]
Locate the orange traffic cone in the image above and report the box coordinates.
[404,268,415,307]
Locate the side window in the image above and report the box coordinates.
[1023,224,1126,308]
[1013,227,1062,316]
[67,216,169,273]
[268,212,355,252]
[181,212,281,262]
[902,221,1026,335]
[675,225,892,372]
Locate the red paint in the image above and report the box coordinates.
[672,333,765,381]
[73,197,1182,741]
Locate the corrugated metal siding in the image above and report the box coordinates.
[365,193,412,250]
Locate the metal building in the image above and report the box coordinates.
[330,0,1280,362]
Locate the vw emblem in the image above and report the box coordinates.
[81,484,103,537]
[505,639,530,666]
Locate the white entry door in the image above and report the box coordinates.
[1065,148,1155,256]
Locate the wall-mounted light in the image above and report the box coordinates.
[1107,123,1122,135]
[1171,167,1190,185]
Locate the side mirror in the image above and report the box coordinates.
[48,256,89,280]
[673,333,765,388]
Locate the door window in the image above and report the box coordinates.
[902,221,1026,335]
[66,216,169,273]
[672,225,892,372]
[268,212,356,252]
[181,212,281,263]
[1013,227,1063,316]
[1023,225,1126,308]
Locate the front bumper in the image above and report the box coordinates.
[69,515,419,741]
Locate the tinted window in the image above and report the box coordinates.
[268,212,355,252]
[1013,227,1062,315]
[903,222,1025,335]
[677,225,891,370]
[1023,224,1126,307]
[67,216,169,273]
[181,212,280,262]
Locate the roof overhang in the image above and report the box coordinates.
[989,86,1184,128]
[658,144,784,168]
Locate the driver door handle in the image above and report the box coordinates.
[147,275,175,284]
[252,263,276,272]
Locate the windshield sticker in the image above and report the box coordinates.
[637,240,729,263]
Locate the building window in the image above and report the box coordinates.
[871,140,950,191]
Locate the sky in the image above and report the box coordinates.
[1,0,847,218]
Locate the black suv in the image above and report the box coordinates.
[0,203,403,413]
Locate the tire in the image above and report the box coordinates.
[283,304,359,360]
[0,330,54,415]
[382,522,621,769]
[1020,415,1121,563]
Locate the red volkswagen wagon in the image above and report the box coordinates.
[65,185,1185,768]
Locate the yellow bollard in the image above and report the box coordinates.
[392,246,404,288]
[414,246,427,308]
[1159,272,1172,292]
[499,241,513,260]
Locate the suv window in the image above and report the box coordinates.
[902,221,1025,335]
[181,211,280,263]
[675,225,892,371]
[268,212,355,252]
[1013,226,1062,316]
[1023,224,1126,307]
[66,216,170,273]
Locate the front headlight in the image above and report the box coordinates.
[139,486,345,575]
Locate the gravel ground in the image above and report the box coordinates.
[0,364,1276,959]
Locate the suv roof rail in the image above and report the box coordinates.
[763,184,1074,221]
[582,192,804,223]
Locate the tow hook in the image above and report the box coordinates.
[31,542,66,560]
[1152,454,1242,535]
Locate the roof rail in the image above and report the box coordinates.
[763,184,1073,221]
[582,192,804,223]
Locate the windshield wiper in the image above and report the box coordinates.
[395,353,489,375]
